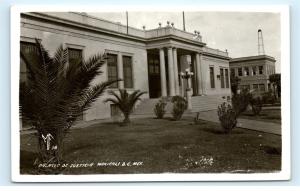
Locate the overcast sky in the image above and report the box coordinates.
[89,12,281,72]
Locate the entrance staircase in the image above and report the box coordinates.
[132,95,229,117]
[190,95,229,112]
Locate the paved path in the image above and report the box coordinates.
[21,110,281,135]
[196,110,281,135]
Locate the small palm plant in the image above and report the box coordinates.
[104,89,146,124]
[20,39,119,166]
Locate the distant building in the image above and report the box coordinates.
[20,12,232,122]
[229,55,276,96]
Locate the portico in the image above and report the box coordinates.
[147,46,205,98]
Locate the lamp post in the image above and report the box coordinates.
[180,68,194,110]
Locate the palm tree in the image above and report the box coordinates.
[20,39,119,165]
[269,73,281,99]
[104,89,146,124]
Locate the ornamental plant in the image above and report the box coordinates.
[104,89,146,125]
[250,96,263,116]
[20,39,119,168]
[154,98,167,119]
[217,102,237,134]
[231,88,252,117]
[171,96,187,121]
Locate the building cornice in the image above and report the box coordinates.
[202,52,230,60]
[21,12,231,58]
[229,55,276,63]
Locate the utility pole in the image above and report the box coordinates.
[183,11,186,31]
[126,11,129,35]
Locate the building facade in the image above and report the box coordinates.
[20,12,232,121]
[229,55,276,96]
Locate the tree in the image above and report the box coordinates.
[20,39,119,166]
[230,76,241,95]
[231,88,252,117]
[104,89,146,124]
[249,96,263,116]
[269,73,281,99]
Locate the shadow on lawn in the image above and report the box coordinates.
[20,150,37,174]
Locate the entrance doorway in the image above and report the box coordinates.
[148,54,161,98]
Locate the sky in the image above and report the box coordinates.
[89,11,281,72]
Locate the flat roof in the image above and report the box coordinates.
[230,55,276,63]
[21,12,230,58]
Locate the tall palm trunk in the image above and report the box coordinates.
[37,128,64,164]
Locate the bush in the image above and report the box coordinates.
[217,102,237,134]
[262,90,276,105]
[250,96,263,116]
[154,99,167,119]
[231,89,252,117]
[171,96,187,120]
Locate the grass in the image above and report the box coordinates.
[20,116,281,174]
[240,108,281,124]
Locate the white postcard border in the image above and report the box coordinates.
[11,4,290,182]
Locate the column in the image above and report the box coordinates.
[173,48,180,95]
[180,76,184,96]
[195,53,202,95]
[168,47,175,96]
[117,52,124,89]
[159,48,167,97]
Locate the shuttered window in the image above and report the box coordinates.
[107,54,118,88]
[209,67,215,88]
[20,41,39,81]
[225,69,229,88]
[220,68,225,88]
[68,48,82,65]
[123,56,133,88]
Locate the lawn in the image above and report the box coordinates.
[240,108,281,124]
[20,116,281,174]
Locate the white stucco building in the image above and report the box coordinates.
[20,12,232,121]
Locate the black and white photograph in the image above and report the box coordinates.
[11,6,290,182]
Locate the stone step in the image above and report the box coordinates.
[133,95,230,115]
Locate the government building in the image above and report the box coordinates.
[229,55,276,96]
[20,12,235,121]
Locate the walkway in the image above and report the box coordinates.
[196,110,281,135]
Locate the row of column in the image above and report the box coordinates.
[159,47,203,97]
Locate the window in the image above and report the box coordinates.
[20,41,39,81]
[259,66,264,75]
[246,85,250,90]
[68,48,84,120]
[259,84,265,92]
[107,54,118,88]
[148,58,160,75]
[111,104,122,117]
[244,67,249,76]
[225,69,229,88]
[230,68,235,77]
[209,66,215,88]
[123,56,133,88]
[68,48,82,65]
[238,67,242,76]
[253,84,259,92]
[220,68,225,88]
[252,66,257,75]
[241,85,250,91]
